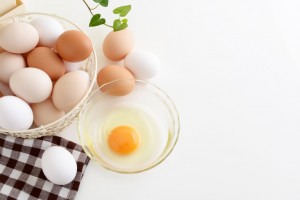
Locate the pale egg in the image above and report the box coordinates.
[31,17,64,48]
[0,96,33,130]
[63,60,82,72]
[0,22,39,53]
[9,68,53,103]
[31,98,65,127]
[41,146,77,185]
[52,70,89,112]
[124,50,160,79]
[0,51,26,84]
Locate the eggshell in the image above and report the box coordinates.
[124,50,160,79]
[0,96,33,130]
[27,47,65,81]
[41,146,77,185]
[103,29,134,61]
[9,68,53,103]
[63,60,82,72]
[52,70,89,112]
[32,98,65,127]
[97,65,135,96]
[0,22,39,53]
[0,52,26,84]
[56,30,93,62]
[0,81,14,96]
[31,17,64,48]
[0,91,2,97]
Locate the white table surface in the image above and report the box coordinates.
[20,0,300,199]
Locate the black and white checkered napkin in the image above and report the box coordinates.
[0,134,90,200]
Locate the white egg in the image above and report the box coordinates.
[0,51,26,84]
[31,17,64,48]
[0,22,39,53]
[124,50,160,79]
[63,60,82,72]
[0,96,33,130]
[41,146,77,185]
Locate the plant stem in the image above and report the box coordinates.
[82,0,94,16]
[104,24,113,28]
[91,4,100,10]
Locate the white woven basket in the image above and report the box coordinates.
[0,13,97,138]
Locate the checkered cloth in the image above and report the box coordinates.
[0,134,90,200]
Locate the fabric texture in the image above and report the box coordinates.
[0,134,90,200]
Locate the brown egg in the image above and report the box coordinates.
[31,98,65,126]
[56,30,93,62]
[27,47,65,81]
[97,65,135,96]
[103,29,134,61]
[0,91,2,97]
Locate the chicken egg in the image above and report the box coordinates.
[52,70,89,112]
[92,105,168,171]
[32,98,65,127]
[41,146,77,185]
[9,68,53,103]
[27,47,65,81]
[31,17,64,48]
[63,60,82,72]
[0,22,39,53]
[0,96,33,130]
[124,50,160,79]
[56,30,93,62]
[0,51,26,84]
[103,29,134,61]
[97,65,135,96]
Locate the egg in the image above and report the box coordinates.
[0,81,14,96]
[124,50,160,79]
[41,146,77,185]
[32,98,65,127]
[0,51,26,84]
[9,68,53,103]
[31,17,64,48]
[27,47,65,81]
[0,96,33,130]
[56,30,93,62]
[0,22,39,53]
[63,60,82,72]
[97,65,135,96]
[52,70,89,112]
[0,91,2,97]
[103,29,134,61]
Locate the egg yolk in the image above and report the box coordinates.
[108,126,139,155]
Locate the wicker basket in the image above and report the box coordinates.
[0,13,97,138]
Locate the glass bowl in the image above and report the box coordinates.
[0,13,97,138]
[78,80,180,173]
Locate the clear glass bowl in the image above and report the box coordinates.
[0,13,97,138]
[78,80,180,173]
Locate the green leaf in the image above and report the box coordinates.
[122,19,128,23]
[113,19,128,31]
[113,19,121,31]
[89,14,106,27]
[113,5,131,17]
[92,0,108,7]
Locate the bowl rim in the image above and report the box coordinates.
[0,12,98,134]
[77,79,180,174]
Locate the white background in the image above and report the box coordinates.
[21,0,300,199]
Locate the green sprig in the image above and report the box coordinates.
[84,0,131,32]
